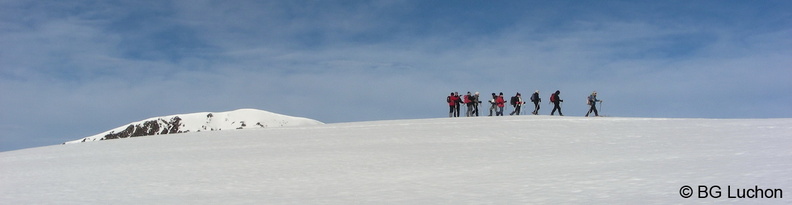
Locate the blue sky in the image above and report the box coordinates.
[1,0,790,151]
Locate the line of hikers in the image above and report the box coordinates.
[446,90,603,117]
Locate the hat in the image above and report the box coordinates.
[535,90,539,93]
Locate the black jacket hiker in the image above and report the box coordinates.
[530,91,541,115]
[550,90,563,116]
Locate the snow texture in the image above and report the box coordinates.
[2,116,791,204]
[63,108,324,144]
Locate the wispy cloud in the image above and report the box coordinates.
[1,0,790,151]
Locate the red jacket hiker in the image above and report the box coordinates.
[448,94,459,106]
[496,95,505,107]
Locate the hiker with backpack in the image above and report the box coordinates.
[550,90,564,116]
[530,90,541,115]
[464,92,475,117]
[447,92,459,118]
[509,92,524,115]
[488,93,497,116]
[585,91,603,117]
[496,92,506,116]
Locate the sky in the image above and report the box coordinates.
[1,0,791,151]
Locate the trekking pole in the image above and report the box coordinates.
[599,101,603,116]
[505,101,509,114]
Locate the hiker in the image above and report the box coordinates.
[550,90,564,116]
[509,92,524,115]
[488,93,497,116]
[453,92,462,117]
[496,92,506,116]
[472,92,481,116]
[447,92,459,118]
[530,90,541,115]
[586,91,603,117]
[464,92,475,117]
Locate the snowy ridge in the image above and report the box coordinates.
[3,116,791,204]
[63,108,323,144]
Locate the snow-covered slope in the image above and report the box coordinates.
[63,108,323,144]
[2,116,791,204]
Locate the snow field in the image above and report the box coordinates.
[2,116,791,204]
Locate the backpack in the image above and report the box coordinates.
[464,95,471,104]
[510,96,517,106]
[531,93,538,102]
[550,94,556,102]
